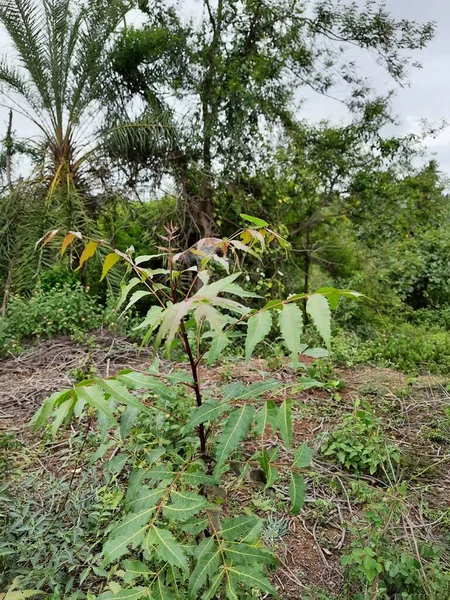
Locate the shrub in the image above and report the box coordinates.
[321,406,400,475]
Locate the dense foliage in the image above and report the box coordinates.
[1,0,450,599]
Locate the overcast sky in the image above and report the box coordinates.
[0,0,449,178]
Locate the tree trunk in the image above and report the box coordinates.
[303,226,311,323]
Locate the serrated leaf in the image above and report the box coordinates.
[289,472,306,515]
[194,272,241,298]
[30,389,71,430]
[255,400,278,436]
[76,241,98,270]
[201,570,225,600]
[205,330,231,365]
[163,490,207,521]
[194,303,224,332]
[183,401,227,432]
[245,310,272,361]
[126,486,164,513]
[228,566,277,596]
[76,385,117,424]
[120,405,140,440]
[152,578,177,600]
[119,278,141,308]
[278,303,303,366]
[146,526,188,572]
[306,294,331,350]
[100,253,121,281]
[276,399,293,449]
[51,395,76,436]
[302,347,328,358]
[182,471,218,485]
[214,405,255,474]
[219,515,261,541]
[121,290,152,316]
[97,379,152,415]
[189,537,221,598]
[292,443,313,468]
[133,305,165,332]
[224,543,275,566]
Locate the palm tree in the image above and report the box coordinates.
[0,0,129,196]
[0,0,131,307]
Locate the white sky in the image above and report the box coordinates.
[0,0,449,178]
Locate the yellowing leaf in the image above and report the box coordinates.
[76,241,98,270]
[60,232,77,255]
[100,253,121,281]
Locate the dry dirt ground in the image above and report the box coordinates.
[1,334,450,599]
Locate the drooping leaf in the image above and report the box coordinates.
[214,405,255,474]
[146,526,189,572]
[194,272,242,297]
[245,310,272,361]
[76,241,98,270]
[194,303,224,332]
[60,232,77,255]
[289,472,306,515]
[30,389,72,430]
[205,330,231,365]
[121,290,152,316]
[118,278,141,308]
[76,385,117,424]
[306,294,331,350]
[278,302,303,366]
[292,443,313,468]
[276,399,293,449]
[100,253,121,281]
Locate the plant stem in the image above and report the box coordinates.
[179,319,207,457]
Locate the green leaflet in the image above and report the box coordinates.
[152,578,177,600]
[306,294,331,350]
[221,379,281,402]
[224,543,276,566]
[30,389,71,430]
[228,566,278,597]
[255,400,278,436]
[76,384,117,424]
[118,278,141,308]
[97,379,152,414]
[245,310,272,361]
[240,213,269,228]
[201,570,225,600]
[133,305,164,331]
[120,405,140,440]
[292,442,313,468]
[276,399,293,449]
[117,372,175,402]
[194,272,242,297]
[188,537,221,598]
[214,405,255,475]
[194,302,224,331]
[219,515,261,541]
[146,526,189,572]
[183,400,227,432]
[50,395,76,436]
[97,587,148,600]
[289,472,306,515]
[278,302,303,366]
[121,290,152,316]
[182,471,218,485]
[126,486,164,513]
[205,330,231,365]
[163,490,207,521]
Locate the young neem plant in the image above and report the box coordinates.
[33,216,361,599]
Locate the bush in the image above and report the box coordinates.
[0,283,104,356]
[321,407,400,475]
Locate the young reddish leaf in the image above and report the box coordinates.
[100,253,121,281]
[76,241,98,270]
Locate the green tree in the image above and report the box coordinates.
[108,0,434,238]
